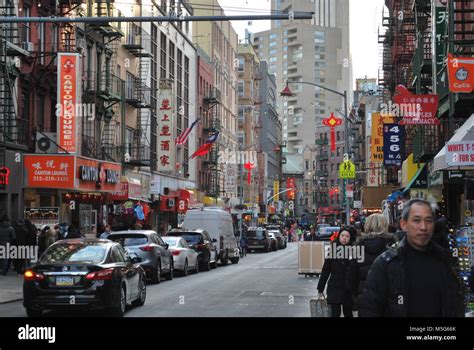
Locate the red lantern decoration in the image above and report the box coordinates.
[244,162,255,185]
[322,112,342,152]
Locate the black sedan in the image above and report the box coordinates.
[23,239,146,317]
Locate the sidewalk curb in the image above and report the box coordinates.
[0,298,23,305]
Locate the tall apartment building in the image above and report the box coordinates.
[253,0,351,219]
[193,0,239,200]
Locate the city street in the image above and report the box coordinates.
[0,242,320,317]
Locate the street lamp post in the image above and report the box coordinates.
[281,81,351,225]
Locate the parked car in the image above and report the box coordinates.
[167,229,218,270]
[183,208,240,265]
[162,236,199,276]
[318,226,341,241]
[23,239,146,317]
[267,232,279,251]
[107,230,173,284]
[268,229,287,249]
[246,227,271,253]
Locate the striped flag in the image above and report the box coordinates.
[191,132,219,159]
[175,118,200,145]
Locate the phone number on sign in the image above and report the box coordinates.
[33,176,70,182]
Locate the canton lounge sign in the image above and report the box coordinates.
[79,164,119,189]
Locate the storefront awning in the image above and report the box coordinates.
[402,164,427,193]
[433,114,474,171]
[110,176,151,202]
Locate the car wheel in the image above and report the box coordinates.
[220,251,229,265]
[202,258,211,271]
[194,259,199,274]
[183,260,189,276]
[132,277,146,307]
[110,285,126,317]
[26,307,43,318]
[152,261,161,284]
[210,255,218,269]
[166,262,174,280]
[230,256,239,264]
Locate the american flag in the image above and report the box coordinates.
[175,118,200,145]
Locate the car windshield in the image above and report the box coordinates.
[108,234,149,246]
[40,243,107,264]
[162,237,179,247]
[168,232,201,244]
[247,230,265,239]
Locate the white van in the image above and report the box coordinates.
[183,208,239,265]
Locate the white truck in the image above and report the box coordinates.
[183,208,240,265]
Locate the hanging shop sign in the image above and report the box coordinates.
[57,53,80,154]
[273,180,279,202]
[322,112,342,152]
[446,141,474,167]
[24,154,76,189]
[371,112,395,162]
[393,85,440,125]
[0,167,10,186]
[447,54,474,93]
[157,84,175,172]
[434,6,449,97]
[383,124,405,166]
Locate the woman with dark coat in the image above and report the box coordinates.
[348,214,395,306]
[317,226,357,317]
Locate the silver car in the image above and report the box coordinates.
[162,236,199,276]
[107,230,173,284]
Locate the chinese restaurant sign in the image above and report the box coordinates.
[57,53,80,154]
[24,155,75,189]
[393,85,439,125]
[157,86,175,172]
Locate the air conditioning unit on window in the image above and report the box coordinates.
[22,42,34,52]
[35,132,58,154]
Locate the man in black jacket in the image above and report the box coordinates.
[358,199,464,317]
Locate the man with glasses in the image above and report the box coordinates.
[358,199,465,317]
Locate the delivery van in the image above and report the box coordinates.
[183,208,239,265]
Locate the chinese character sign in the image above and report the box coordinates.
[157,88,175,172]
[371,112,386,162]
[393,85,440,125]
[24,155,75,189]
[383,124,405,166]
[57,53,80,154]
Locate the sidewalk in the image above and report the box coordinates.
[0,271,24,304]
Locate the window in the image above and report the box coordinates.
[269,49,277,55]
[238,106,244,122]
[238,56,244,72]
[314,38,325,44]
[305,160,309,170]
[283,46,288,52]
[160,32,167,79]
[337,131,340,141]
[169,41,175,80]
[269,41,277,47]
[337,147,340,157]
[126,72,135,100]
[331,164,334,173]
[21,6,31,43]
[269,56,277,63]
[269,33,278,40]
[238,81,245,96]
[283,54,287,60]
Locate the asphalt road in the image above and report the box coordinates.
[0,242,320,317]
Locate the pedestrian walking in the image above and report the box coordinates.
[348,214,395,308]
[0,215,16,275]
[358,199,464,317]
[13,219,29,275]
[317,226,356,317]
[100,225,112,239]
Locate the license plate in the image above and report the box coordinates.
[56,277,74,286]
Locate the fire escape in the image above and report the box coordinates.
[0,0,29,189]
[82,0,124,162]
[203,87,221,198]
[411,0,440,164]
[123,21,152,167]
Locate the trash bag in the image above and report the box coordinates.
[310,297,330,317]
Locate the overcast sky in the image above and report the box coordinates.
[217,0,386,87]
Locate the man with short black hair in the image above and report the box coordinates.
[0,215,16,275]
[358,199,465,317]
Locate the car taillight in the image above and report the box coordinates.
[139,245,154,252]
[85,268,114,281]
[24,270,45,281]
[172,250,181,256]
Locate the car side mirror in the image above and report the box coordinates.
[165,243,169,249]
[212,238,217,243]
